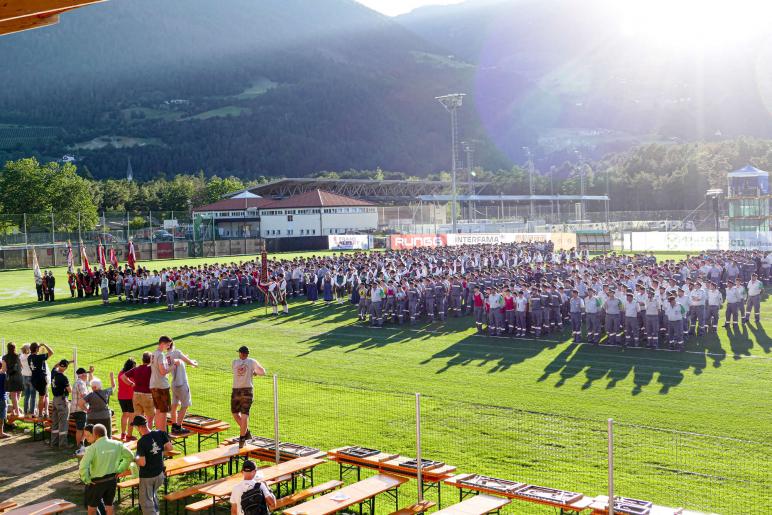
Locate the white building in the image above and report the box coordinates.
[259,189,377,238]
[192,189,377,239]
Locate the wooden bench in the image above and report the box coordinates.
[117,478,141,506]
[184,497,219,512]
[390,500,437,515]
[0,501,18,513]
[274,480,344,509]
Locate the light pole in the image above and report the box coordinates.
[706,189,723,251]
[523,147,535,220]
[574,150,588,223]
[436,94,466,233]
[462,141,475,221]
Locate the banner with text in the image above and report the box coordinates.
[390,233,577,250]
[328,235,371,250]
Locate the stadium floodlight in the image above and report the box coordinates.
[436,94,466,233]
[523,146,535,220]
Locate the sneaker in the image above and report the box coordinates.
[243,430,252,440]
[238,436,245,449]
[177,427,191,435]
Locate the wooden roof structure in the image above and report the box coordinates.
[0,1,106,36]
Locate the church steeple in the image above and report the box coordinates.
[126,157,134,182]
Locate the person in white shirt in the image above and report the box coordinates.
[622,293,640,347]
[688,281,706,336]
[744,273,763,324]
[643,290,661,349]
[705,282,723,332]
[664,296,686,351]
[230,460,276,515]
[231,346,266,448]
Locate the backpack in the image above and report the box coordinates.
[241,482,270,515]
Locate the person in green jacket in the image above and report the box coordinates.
[78,423,134,515]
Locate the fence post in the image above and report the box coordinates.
[51,210,55,245]
[273,374,280,464]
[23,213,28,247]
[416,392,423,502]
[608,418,615,515]
[72,347,78,385]
[148,209,153,260]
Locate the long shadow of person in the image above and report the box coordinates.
[746,321,770,353]
[726,323,754,358]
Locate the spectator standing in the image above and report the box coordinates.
[47,271,56,301]
[85,373,116,438]
[0,366,8,438]
[72,366,94,456]
[118,358,137,442]
[167,341,197,435]
[78,423,133,515]
[132,415,172,515]
[124,352,155,426]
[149,336,176,431]
[101,275,110,305]
[50,359,71,448]
[231,346,266,448]
[229,459,276,515]
[2,343,23,418]
[35,273,44,301]
[28,342,53,417]
[20,344,35,416]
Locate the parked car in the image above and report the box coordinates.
[152,230,174,241]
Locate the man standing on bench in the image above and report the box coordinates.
[133,415,172,515]
[230,460,276,515]
[231,346,266,449]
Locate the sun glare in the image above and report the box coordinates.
[616,0,771,51]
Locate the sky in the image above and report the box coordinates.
[356,0,465,16]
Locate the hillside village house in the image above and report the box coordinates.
[192,189,378,238]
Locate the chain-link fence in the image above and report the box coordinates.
[9,339,770,514]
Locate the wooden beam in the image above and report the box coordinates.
[0,13,59,36]
[0,1,106,23]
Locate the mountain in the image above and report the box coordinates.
[399,0,772,166]
[1,0,770,181]
[0,0,499,179]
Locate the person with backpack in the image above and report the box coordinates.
[230,460,276,515]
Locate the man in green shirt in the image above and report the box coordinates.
[78,423,134,515]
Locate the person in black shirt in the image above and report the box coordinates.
[50,359,71,448]
[28,342,54,418]
[132,415,172,515]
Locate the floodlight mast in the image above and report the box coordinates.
[523,147,535,220]
[436,94,465,233]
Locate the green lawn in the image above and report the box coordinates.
[1,252,769,513]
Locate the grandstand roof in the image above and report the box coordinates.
[234,177,488,203]
[193,197,273,213]
[262,189,374,209]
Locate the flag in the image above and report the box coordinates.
[66,240,74,274]
[97,239,107,271]
[80,241,92,275]
[127,239,136,270]
[32,247,42,282]
[109,247,119,269]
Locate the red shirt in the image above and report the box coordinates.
[473,292,484,307]
[504,296,515,310]
[117,370,135,400]
[124,364,152,394]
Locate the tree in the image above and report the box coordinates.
[203,175,245,205]
[0,158,98,230]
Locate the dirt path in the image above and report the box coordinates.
[0,430,85,512]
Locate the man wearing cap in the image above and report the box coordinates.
[568,289,584,343]
[79,423,133,515]
[50,359,71,448]
[230,459,277,515]
[133,415,172,515]
[72,365,94,456]
[745,273,763,324]
[622,292,640,347]
[664,295,686,351]
[585,288,602,344]
[232,346,266,448]
[603,288,623,345]
[706,282,723,332]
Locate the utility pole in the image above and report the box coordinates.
[523,147,535,220]
[462,141,475,221]
[436,94,466,233]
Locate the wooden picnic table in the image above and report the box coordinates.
[284,473,409,515]
[196,457,326,506]
[163,442,256,477]
[328,447,456,505]
[179,420,230,452]
[588,495,702,515]
[3,499,76,515]
[444,474,594,514]
[431,494,510,515]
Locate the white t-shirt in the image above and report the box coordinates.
[230,479,272,515]
[149,350,170,389]
[232,358,260,389]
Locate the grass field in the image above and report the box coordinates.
[0,252,769,513]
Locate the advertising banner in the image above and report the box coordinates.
[390,234,448,250]
[629,231,729,251]
[328,235,371,250]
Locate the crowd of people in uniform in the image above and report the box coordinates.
[48,242,769,351]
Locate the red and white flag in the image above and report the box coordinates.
[97,239,107,271]
[127,239,136,270]
[32,247,42,282]
[80,241,92,275]
[109,247,119,269]
[66,240,74,274]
